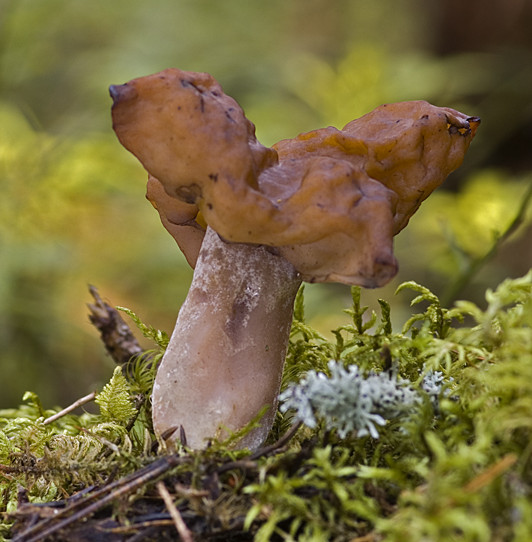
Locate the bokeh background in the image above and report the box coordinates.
[1,0,531,408]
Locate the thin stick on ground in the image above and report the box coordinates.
[156,481,194,542]
[43,391,97,425]
[12,455,185,542]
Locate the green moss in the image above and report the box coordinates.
[2,271,532,541]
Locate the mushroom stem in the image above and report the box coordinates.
[152,227,302,449]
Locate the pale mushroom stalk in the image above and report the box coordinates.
[153,227,301,449]
[109,68,479,451]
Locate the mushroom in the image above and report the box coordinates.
[110,68,479,449]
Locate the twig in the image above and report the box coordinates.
[249,421,302,461]
[105,517,174,542]
[464,453,518,493]
[12,455,185,542]
[87,285,143,365]
[156,481,194,542]
[108,519,174,534]
[173,483,209,499]
[43,392,97,425]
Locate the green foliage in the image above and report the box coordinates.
[95,366,137,423]
[282,285,335,389]
[398,171,532,304]
[2,272,532,540]
[1,2,531,538]
[117,306,170,349]
[262,271,532,540]
[0,355,159,523]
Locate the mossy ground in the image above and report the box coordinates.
[1,271,532,541]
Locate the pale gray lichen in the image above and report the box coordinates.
[421,370,451,412]
[280,361,445,439]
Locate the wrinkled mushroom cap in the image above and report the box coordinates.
[111,69,479,287]
[273,101,480,234]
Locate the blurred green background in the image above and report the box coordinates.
[1,0,531,408]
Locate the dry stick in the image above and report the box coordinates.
[43,391,97,425]
[464,453,518,494]
[248,421,302,461]
[87,285,143,365]
[156,481,194,542]
[110,519,174,534]
[14,424,301,540]
[12,455,185,542]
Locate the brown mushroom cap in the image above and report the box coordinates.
[261,157,399,285]
[273,101,480,234]
[146,175,204,267]
[111,68,281,237]
[111,69,479,287]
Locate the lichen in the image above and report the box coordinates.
[279,360,423,438]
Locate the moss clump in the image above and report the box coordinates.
[2,271,532,541]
